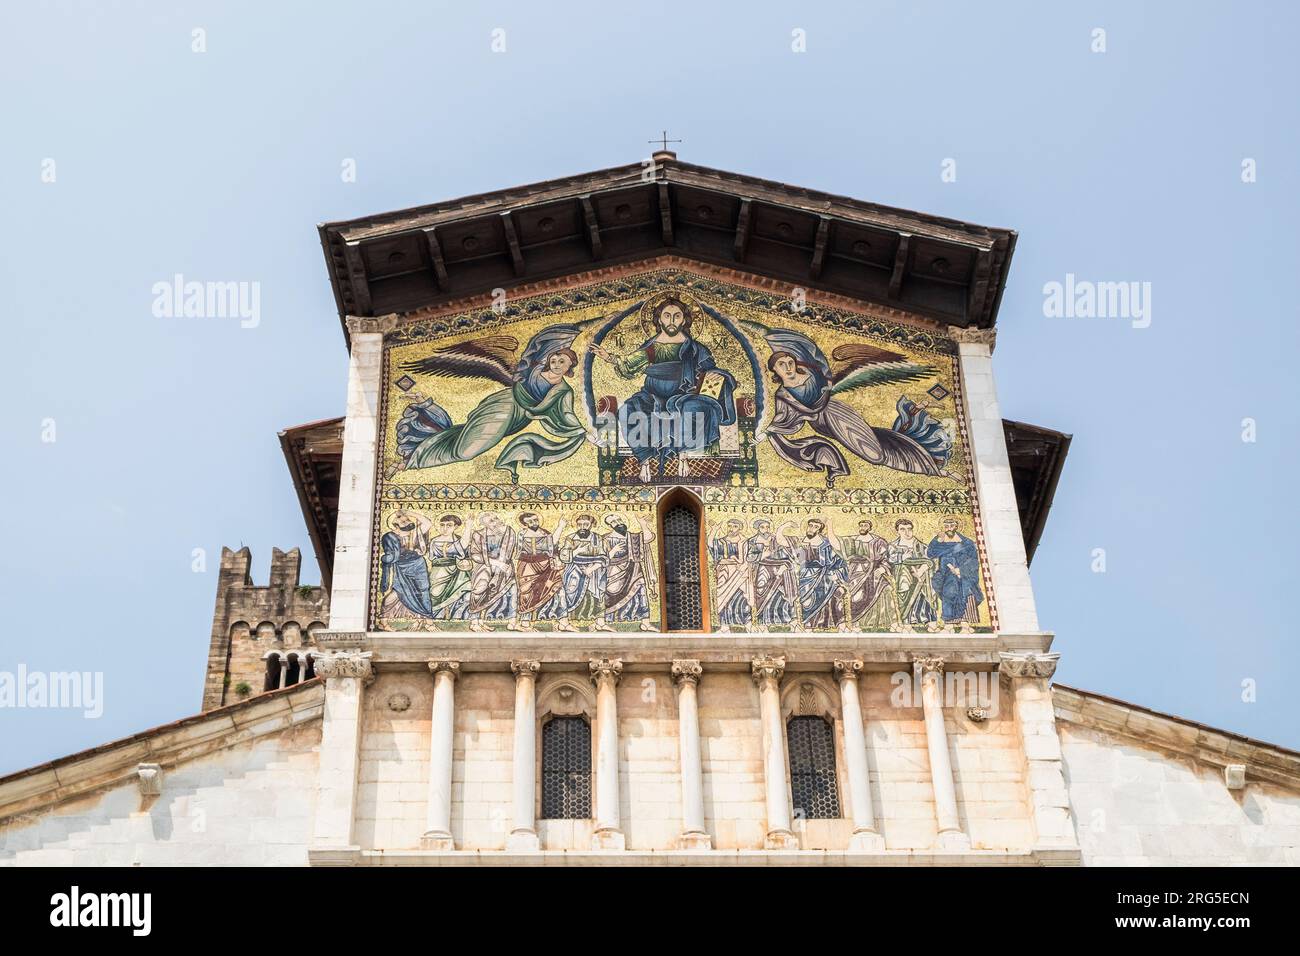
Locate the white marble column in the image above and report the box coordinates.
[949,326,1040,635]
[421,659,459,850]
[915,656,970,850]
[1000,651,1077,850]
[310,650,372,857]
[277,653,288,689]
[834,659,884,851]
[671,660,711,849]
[752,655,797,850]
[589,658,625,850]
[328,321,390,633]
[507,660,541,851]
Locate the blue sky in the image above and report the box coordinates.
[1,1,1296,775]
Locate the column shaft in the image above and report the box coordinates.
[916,658,970,850]
[590,659,625,850]
[672,661,710,849]
[422,661,458,850]
[507,661,540,851]
[835,660,883,851]
[753,656,797,850]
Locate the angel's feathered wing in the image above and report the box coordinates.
[829,341,934,394]
[399,335,519,387]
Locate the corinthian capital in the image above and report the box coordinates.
[946,325,997,352]
[912,655,945,676]
[428,659,461,679]
[313,650,374,682]
[833,659,863,681]
[751,655,786,685]
[998,652,1060,680]
[671,659,703,687]
[589,658,623,685]
[511,659,541,679]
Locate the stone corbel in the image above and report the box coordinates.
[998,651,1060,679]
[345,313,403,336]
[946,325,997,352]
[136,763,162,796]
[313,650,375,684]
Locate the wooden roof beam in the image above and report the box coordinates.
[658,182,674,245]
[733,199,752,262]
[810,215,831,278]
[500,212,525,276]
[888,234,910,299]
[422,227,449,290]
[340,242,373,315]
[579,194,603,260]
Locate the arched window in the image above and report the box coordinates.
[660,494,704,631]
[787,715,841,819]
[541,716,592,819]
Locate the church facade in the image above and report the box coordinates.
[3,157,1298,866]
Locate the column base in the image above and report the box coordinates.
[764,828,799,850]
[935,829,971,851]
[591,827,626,850]
[677,830,713,850]
[420,830,455,851]
[848,829,885,852]
[505,829,540,851]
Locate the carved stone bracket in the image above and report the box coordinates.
[912,655,946,676]
[137,763,162,796]
[313,650,374,683]
[998,651,1060,680]
[946,325,997,352]
[671,659,703,687]
[345,313,403,335]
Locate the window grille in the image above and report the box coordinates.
[663,503,703,630]
[541,716,592,819]
[787,715,841,819]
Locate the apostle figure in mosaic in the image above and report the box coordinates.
[560,514,610,631]
[602,514,656,630]
[393,323,597,482]
[709,518,753,632]
[514,513,574,632]
[425,514,473,621]
[838,519,900,631]
[749,325,953,487]
[745,518,797,631]
[591,293,736,482]
[927,516,984,628]
[379,511,435,620]
[467,513,518,632]
[783,518,848,630]
[887,518,939,629]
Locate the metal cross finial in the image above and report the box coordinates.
[648,130,682,152]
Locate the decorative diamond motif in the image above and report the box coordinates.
[927,383,951,402]
[396,375,416,391]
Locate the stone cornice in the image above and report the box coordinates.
[1052,684,1300,791]
[0,682,325,823]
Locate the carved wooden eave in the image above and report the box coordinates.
[1003,420,1072,564]
[279,417,345,587]
[318,153,1017,344]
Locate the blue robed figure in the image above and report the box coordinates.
[926,520,984,624]
[594,296,735,480]
[380,521,435,619]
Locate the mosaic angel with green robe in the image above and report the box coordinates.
[391,325,594,481]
